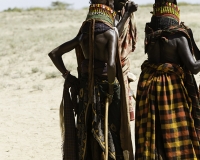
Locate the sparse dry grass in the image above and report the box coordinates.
[1,6,199,91]
[0,5,200,160]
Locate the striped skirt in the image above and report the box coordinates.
[135,60,200,160]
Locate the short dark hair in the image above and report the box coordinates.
[155,0,177,4]
[89,0,105,4]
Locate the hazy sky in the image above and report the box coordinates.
[0,0,199,11]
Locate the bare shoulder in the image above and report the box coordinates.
[168,32,193,56]
[168,33,189,45]
[104,27,118,39]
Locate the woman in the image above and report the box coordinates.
[135,0,200,159]
[48,0,136,159]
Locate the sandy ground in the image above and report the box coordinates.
[0,71,138,160]
[0,83,63,159]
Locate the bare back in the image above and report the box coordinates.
[80,28,118,63]
[147,34,182,64]
[147,33,200,74]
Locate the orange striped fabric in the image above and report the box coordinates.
[135,61,200,159]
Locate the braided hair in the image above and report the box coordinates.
[89,0,108,4]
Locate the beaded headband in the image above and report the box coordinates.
[153,2,180,22]
[86,4,116,27]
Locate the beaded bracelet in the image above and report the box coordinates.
[108,80,115,85]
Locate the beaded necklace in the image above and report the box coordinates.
[153,2,180,22]
[86,4,116,27]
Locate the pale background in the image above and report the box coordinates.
[0,2,200,160]
[0,0,200,11]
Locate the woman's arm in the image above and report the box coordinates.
[106,29,118,95]
[178,36,200,74]
[116,1,138,36]
[187,28,200,60]
[48,34,83,75]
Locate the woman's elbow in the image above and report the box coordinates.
[48,52,53,57]
[190,70,198,74]
[192,69,200,74]
[48,52,56,59]
[189,66,200,74]
[48,48,59,58]
[108,62,116,70]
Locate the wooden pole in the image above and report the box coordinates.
[104,97,109,160]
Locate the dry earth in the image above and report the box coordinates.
[0,4,200,160]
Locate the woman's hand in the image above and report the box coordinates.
[125,1,138,15]
[64,73,79,88]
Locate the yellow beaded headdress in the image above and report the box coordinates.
[153,1,180,22]
[86,4,116,27]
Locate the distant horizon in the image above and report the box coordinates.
[0,0,199,11]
